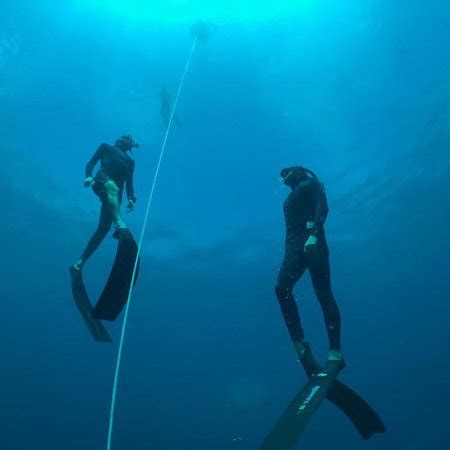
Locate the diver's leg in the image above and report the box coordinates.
[161,107,170,129]
[103,180,126,229]
[275,251,308,356]
[308,254,342,360]
[72,202,113,271]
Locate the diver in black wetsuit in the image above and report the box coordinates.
[70,135,139,273]
[276,166,343,362]
[159,87,181,129]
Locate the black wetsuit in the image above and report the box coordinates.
[81,144,136,261]
[85,143,136,202]
[275,176,341,350]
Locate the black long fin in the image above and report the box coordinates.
[260,358,344,449]
[300,343,386,439]
[93,233,140,321]
[260,343,386,449]
[69,268,112,343]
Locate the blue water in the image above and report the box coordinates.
[1,1,449,449]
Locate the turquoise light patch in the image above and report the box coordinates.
[73,0,314,24]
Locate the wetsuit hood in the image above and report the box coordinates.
[281,166,318,187]
[115,135,140,152]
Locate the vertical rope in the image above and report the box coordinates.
[106,34,199,450]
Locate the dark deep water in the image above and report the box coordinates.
[1,1,449,449]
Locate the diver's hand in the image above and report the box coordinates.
[126,199,136,213]
[84,176,94,188]
[304,234,318,255]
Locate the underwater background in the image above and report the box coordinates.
[1,1,449,449]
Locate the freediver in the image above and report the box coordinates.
[70,134,139,274]
[275,166,343,364]
[159,87,181,129]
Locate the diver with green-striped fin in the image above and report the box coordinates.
[260,165,385,449]
[70,135,139,274]
[275,166,344,372]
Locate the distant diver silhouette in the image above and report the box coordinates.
[160,87,182,129]
[190,20,213,42]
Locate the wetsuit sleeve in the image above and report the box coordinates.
[85,144,106,177]
[311,179,329,231]
[125,160,136,202]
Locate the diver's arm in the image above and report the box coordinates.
[125,161,136,201]
[304,179,328,253]
[309,179,329,233]
[125,161,137,211]
[84,144,106,182]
